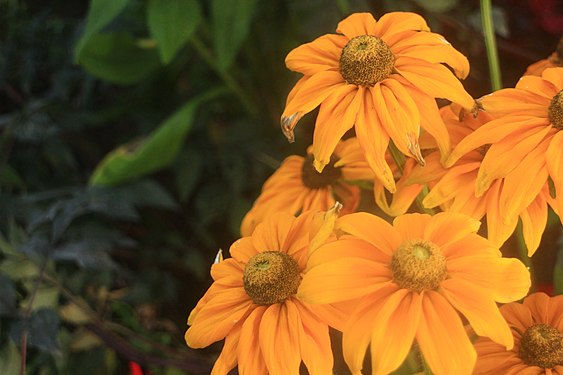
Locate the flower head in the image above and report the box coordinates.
[186,210,347,375]
[281,12,474,193]
[474,292,563,374]
[298,212,531,375]
[445,67,563,228]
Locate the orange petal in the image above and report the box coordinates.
[422,161,480,209]
[392,213,431,240]
[229,237,257,263]
[298,258,392,304]
[519,186,548,256]
[285,34,346,75]
[210,258,244,283]
[307,237,391,268]
[374,175,422,217]
[237,306,268,375]
[404,152,446,186]
[447,256,531,303]
[516,74,559,99]
[370,291,422,375]
[342,283,402,374]
[416,291,476,375]
[258,302,301,375]
[479,88,550,117]
[354,86,395,192]
[546,131,563,220]
[394,56,474,109]
[336,13,377,39]
[541,67,563,90]
[373,79,424,164]
[441,278,514,349]
[485,181,519,248]
[212,321,242,375]
[423,211,481,247]
[524,292,552,324]
[336,212,401,256]
[373,12,430,41]
[392,31,469,78]
[312,86,363,172]
[251,213,295,253]
[440,232,500,259]
[500,301,533,332]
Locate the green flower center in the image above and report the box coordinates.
[391,239,447,293]
[548,90,563,130]
[339,35,395,87]
[243,251,301,305]
[301,154,342,189]
[519,323,563,369]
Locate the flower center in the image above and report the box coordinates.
[391,239,447,293]
[301,154,342,189]
[243,251,302,305]
[548,90,563,130]
[519,323,563,369]
[339,35,395,87]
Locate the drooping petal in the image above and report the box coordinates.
[342,283,401,374]
[374,172,423,217]
[354,86,395,192]
[258,303,301,375]
[423,211,481,248]
[373,12,430,41]
[238,306,268,375]
[519,186,548,256]
[336,13,377,39]
[441,278,514,349]
[416,291,477,375]
[312,86,363,172]
[285,34,346,75]
[211,321,242,375]
[336,212,401,256]
[370,291,422,375]
[394,56,474,109]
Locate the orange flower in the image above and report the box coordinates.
[186,210,348,375]
[240,137,371,236]
[406,105,552,255]
[446,67,563,229]
[473,292,563,374]
[281,12,474,192]
[525,37,562,76]
[299,212,531,375]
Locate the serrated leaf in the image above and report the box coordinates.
[147,0,201,64]
[212,0,258,70]
[89,89,225,186]
[60,303,92,325]
[9,308,60,353]
[74,0,131,61]
[78,32,160,85]
[0,273,17,316]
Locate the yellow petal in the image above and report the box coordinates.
[373,12,430,41]
[309,202,341,256]
[545,131,563,221]
[423,211,481,247]
[519,186,548,256]
[307,237,391,268]
[251,213,294,253]
[336,212,401,256]
[479,88,550,117]
[485,181,518,248]
[211,322,242,375]
[541,67,563,90]
[416,291,476,375]
[392,213,431,241]
[422,161,480,209]
[516,74,558,99]
[285,34,346,75]
[336,13,377,39]
[237,306,268,375]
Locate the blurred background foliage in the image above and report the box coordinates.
[0,0,560,374]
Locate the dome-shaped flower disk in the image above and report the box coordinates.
[298,212,531,375]
[473,292,563,374]
[445,67,563,227]
[405,105,552,255]
[281,12,474,193]
[240,137,371,237]
[186,210,349,375]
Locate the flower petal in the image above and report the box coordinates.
[516,74,559,99]
[479,88,550,117]
[336,13,377,39]
[423,211,481,248]
[546,131,563,219]
[251,213,295,253]
[336,212,401,256]
[238,306,268,375]
[307,237,391,268]
[285,34,346,75]
[392,213,430,240]
[312,86,363,171]
[229,237,257,264]
[441,278,514,349]
[541,67,563,90]
[416,291,476,375]
[212,321,242,375]
[373,12,430,41]
[500,301,533,333]
[519,186,548,256]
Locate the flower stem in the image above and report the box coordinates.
[480,0,503,91]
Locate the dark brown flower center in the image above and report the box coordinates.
[391,239,447,293]
[339,35,395,87]
[548,90,563,130]
[519,323,563,369]
[243,251,301,305]
[301,154,342,189]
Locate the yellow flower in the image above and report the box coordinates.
[298,212,531,375]
[474,292,563,374]
[406,105,552,255]
[240,137,371,236]
[281,12,474,193]
[446,67,563,228]
[185,211,348,375]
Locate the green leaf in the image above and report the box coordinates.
[89,89,225,186]
[0,341,20,375]
[147,0,201,64]
[412,0,458,13]
[78,32,160,85]
[0,164,25,188]
[0,274,17,316]
[212,0,258,70]
[74,0,131,61]
[9,309,60,353]
[20,286,59,312]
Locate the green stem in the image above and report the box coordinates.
[480,0,502,91]
[190,36,258,115]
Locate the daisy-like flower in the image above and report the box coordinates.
[525,37,562,76]
[445,67,563,227]
[473,292,563,374]
[281,12,474,193]
[185,210,347,375]
[298,212,531,375]
[406,105,552,255]
[240,137,371,236]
